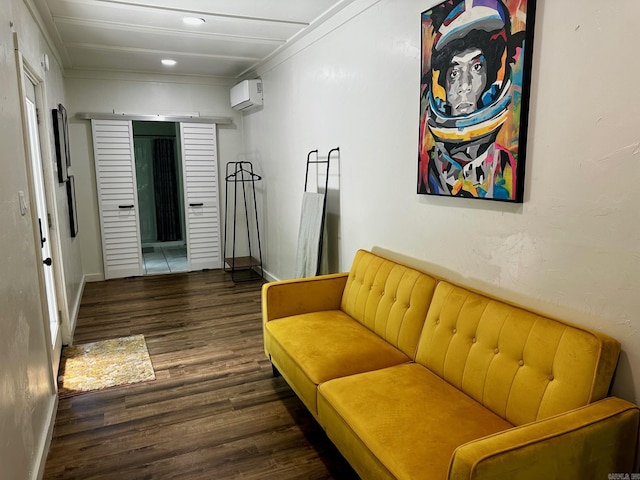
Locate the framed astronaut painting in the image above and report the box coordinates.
[418,0,537,202]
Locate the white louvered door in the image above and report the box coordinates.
[92,119,143,279]
[180,123,222,270]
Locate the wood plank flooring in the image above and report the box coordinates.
[44,270,358,479]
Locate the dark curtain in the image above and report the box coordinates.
[153,138,182,242]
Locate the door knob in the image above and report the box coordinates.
[43,257,52,266]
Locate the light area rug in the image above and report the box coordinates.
[58,334,156,398]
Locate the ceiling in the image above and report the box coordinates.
[32,0,355,79]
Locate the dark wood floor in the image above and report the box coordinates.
[44,270,358,479]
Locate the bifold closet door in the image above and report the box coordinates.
[180,123,222,270]
[91,119,143,279]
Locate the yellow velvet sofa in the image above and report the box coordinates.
[262,249,639,479]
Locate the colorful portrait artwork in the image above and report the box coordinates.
[418,0,536,202]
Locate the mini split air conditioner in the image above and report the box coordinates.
[230,79,263,112]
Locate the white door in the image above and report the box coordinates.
[92,120,143,279]
[180,123,222,270]
[23,73,62,372]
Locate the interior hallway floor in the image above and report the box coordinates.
[44,269,357,479]
[142,244,187,274]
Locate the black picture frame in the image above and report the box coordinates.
[66,175,78,237]
[417,0,537,203]
[60,103,71,168]
[52,104,70,183]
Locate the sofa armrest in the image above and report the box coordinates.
[449,397,639,480]
[262,273,349,323]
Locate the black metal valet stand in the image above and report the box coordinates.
[223,161,264,282]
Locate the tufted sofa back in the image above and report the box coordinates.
[415,281,621,426]
[341,250,437,358]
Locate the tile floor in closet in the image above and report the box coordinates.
[142,244,187,274]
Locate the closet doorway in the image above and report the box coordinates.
[133,121,187,275]
[92,118,222,280]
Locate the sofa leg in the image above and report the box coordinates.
[271,363,281,377]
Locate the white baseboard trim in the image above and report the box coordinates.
[261,268,278,283]
[33,393,58,480]
[84,273,104,283]
[66,275,88,343]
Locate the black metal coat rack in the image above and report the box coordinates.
[223,161,263,282]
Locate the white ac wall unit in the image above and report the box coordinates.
[230,79,263,112]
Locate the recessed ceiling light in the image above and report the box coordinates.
[183,17,205,26]
[161,59,177,66]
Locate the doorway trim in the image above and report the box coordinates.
[14,38,68,374]
[14,33,64,480]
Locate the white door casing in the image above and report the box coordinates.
[180,123,222,270]
[91,119,143,279]
[22,69,62,377]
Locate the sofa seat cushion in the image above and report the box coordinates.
[265,310,411,413]
[317,363,513,480]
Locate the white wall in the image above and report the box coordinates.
[241,0,640,403]
[65,72,245,279]
[0,0,83,477]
